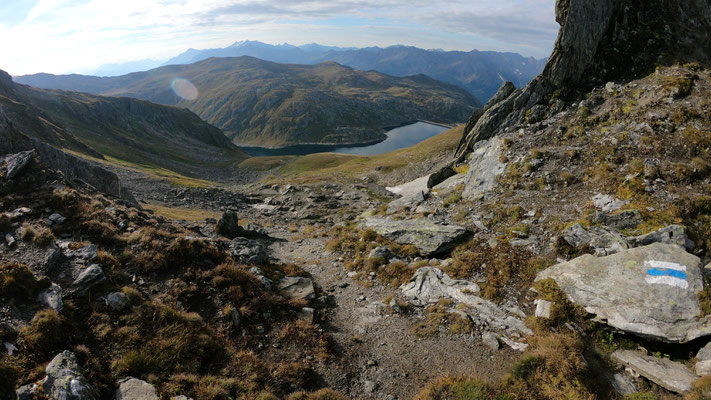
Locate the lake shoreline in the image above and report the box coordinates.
[236,120,456,150]
[240,121,450,157]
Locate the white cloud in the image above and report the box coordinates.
[0,0,557,75]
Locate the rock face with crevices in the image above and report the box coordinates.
[537,243,708,342]
[456,0,711,161]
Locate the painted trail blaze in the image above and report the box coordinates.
[644,260,689,289]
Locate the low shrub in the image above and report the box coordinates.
[0,263,50,302]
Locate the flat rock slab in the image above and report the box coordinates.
[363,217,469,256]
[537,243,708,343]
[400,267,480,306]
[277,277,316,301]
[612,350,698,393]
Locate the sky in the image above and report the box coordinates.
[0,0,558,76]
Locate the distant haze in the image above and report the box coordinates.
[0,0,557,76]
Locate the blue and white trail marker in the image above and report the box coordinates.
[644,260,689,289]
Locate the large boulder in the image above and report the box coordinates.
[537,243,708,343]
[461,137,506,200]
[115,377,159,400]
[42,351,97,399]
[611,350,699,394]
[362,217,469,257]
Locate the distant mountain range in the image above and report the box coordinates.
[86,41,547,102]
[15,57,480,147]
[0,68,247,178]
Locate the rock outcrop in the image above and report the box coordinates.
[400,268,532,348]
[537,243,708,343]
[0,126,137,205]
[456,0,711,161]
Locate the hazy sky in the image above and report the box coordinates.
[0,0,558,76]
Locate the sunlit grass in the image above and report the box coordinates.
[144,203,221,222]
[65,150,216,188]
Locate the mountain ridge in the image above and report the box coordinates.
[0,67,248,180]
[15,57,480,147]
[62,41,546,101]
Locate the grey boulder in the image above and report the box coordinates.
[628,225,694,251]
[43,350,96,399]
[696,342,711,375]
[563,223,629,256]
[115,377,158,400]
[368,246,394,261]
[589,210,642,230]
[105,292,129,311]
[70,265,106,297]
[229,238,268,264]
[592,194,627,213]
[59,242,98,264]
[537,243,708,343]
[362,217,469,257]
[38,283,64,312]
[400,267,479,307]
[386,175,430,214]
[612,350,698,394]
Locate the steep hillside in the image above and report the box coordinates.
[15,57,480,147]
[0,68,247,179]
[160,41,546,102]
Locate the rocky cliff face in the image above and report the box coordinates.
[456,0,711,160]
